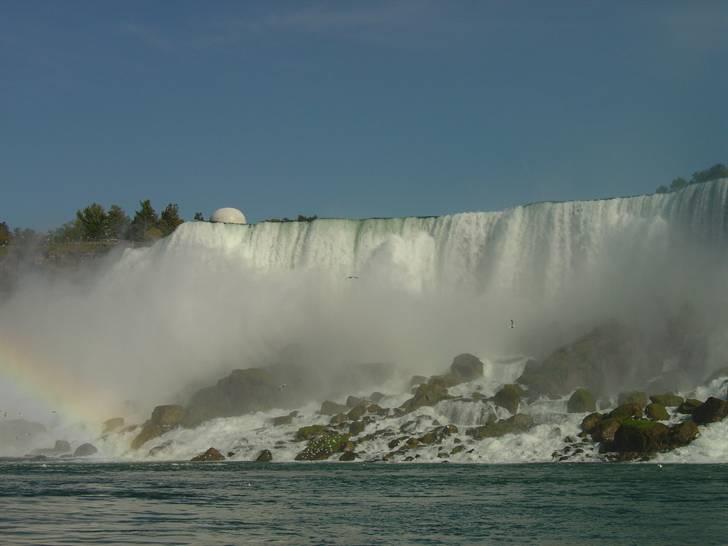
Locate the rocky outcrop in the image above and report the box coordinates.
[294,431,351,461]
[645,403,669,421]
[295,425,330,442]
[691,397,728,425]
[102,418,125,434]
[649,393,683,407]
[618,391,648,408]
[272,411,298,426]
[493,384,524,414]
[131,405,186,450]
[191,447,225,462]
[567,388,596,413]
[255,449,273,462]
[676,398,702,414]
[349,421,366,435]
[613,419,670,453]
[320,401,348,415]
[449,353,484,384]
[399,382,451,413]
[73,443,98,457]
[670,420,699,446]
[466,414,533,440]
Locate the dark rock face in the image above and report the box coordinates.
[493,384,525,414]
[399,382,451,414]
[295,425,330,442]
[320,401,348,416]
[466,414,533,440]
[349,421,365,435]
[102,418,125,434]
[272,412,297,426]
[347,404,367,421]
[346,396,364,408]
[339,451,357,461]
[450,354,484,384]
[645,403,669,421]
[676,398,702,415]
[613,420,670,453]
[580,412,603,434]
[191,447,225,462]
[649,393,684,407]
[670,420,699,447]
[53,440,71,453]
[132,405,186,450]
[295,431,350,461]
[255,449,273,462]
[592,417,622,443]
[567,388,596,413]
[73,443,98,457]
[608,403,644,421]
[692,397,728,425]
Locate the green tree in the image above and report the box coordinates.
[159,203,184,236]
[50,220,83,243]
[655,185,669,194]
[193,212,205,221]
[76,203,108,241]
[107,205,130,240]
[669,177,688,192]
[0,221,11,246]
[690,163,728,185]
[128,200,159,241]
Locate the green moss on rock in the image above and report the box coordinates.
[493,384,525,414]
[567,388,596,413]
[645,403,669,421]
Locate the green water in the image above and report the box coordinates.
[0,462,726,545]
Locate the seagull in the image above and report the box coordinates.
[509,319,515,329]
[278,384,287,391]
[347,275,359,280]
[657,463,663,469]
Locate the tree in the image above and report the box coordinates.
[128,200,159,241]
[669,177,688,192]
[50,220,83,243]
[655,185,669,194]
[107,205,130,240]
[193,212,205,221]
[0,221,10,246]
[159,203,184,236]
[76,203,108,241]
[691,163,728,185]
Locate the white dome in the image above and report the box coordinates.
[211,207,247,224]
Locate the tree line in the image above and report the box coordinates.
[655,163,728,194]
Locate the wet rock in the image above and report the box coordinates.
[466,414,533,440]
[592,417,622,443]
[349,421,366,435]
[645,403,669,421]
[649,393,684,408]
[102,418,125,434]
[388,438,402,449]
[370,392,385,403]
[409,375,427,388]
[366,404,387,416]
[73,443,97,457]
[347,404,367,421]
[131,405,186,450]
[418,425,458,445]
[608,403,643,421]
[618,391,648,408]
[691,397,728,425]
[580,413,603,434]
[148,441,172,457]
[567,388,596,413]
[295,431,350,461]
[255,449,273,462]
[450,353,484,384]
[191,447,225,462]
[339,451,357,461]
[669,420,699,447]
[493,384,525,414]
[451,445,466,455]
[320,400,348,416]
[612,419,670,453]
[346,396,365,408]
[676,398,702,415]
[400,382,451,413]
[329,413,347,425]
[272,412,297,426]
[295,425,330,442]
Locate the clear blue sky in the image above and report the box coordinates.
[2,1,727,229]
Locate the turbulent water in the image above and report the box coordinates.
[1,462,727,545]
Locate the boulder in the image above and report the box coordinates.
[339,451,357,461]
[645,403,669,421]
[272,413,295,426]
[567,388,596,413]
[418,425,458,445]
[592,417,622,443]
[294,425,330,442]
[370,392,385,403]
[191,447,225,462]
[670,420,699,447]
[450,353,484,383]
[612,419,670,453]
[608,403,644,421]
[649,393,684,408]
[294,431,350,461]
[692,397,728,425]
[466,414,533,440]
[493,384,524,414]
[73,443,98,457]
[329,414,347,425]
[53,440,71,453]
[255,449,273,462]
[320,400,348,415]
[349,421,365,435]
[409,375,427,388]
[346,396,364,408]
[399,382,451,413]
[580,412,603,434]
[676,398,702,415]
[618,391,648,408]
[366,404,387,416]
[131,405,186,450]
[102,418,125,434]
[347,404,367,421]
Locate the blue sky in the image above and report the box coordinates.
[2,1,727,229]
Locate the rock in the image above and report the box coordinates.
[295,425,330,442]
[692,397,728,425]
[645,403,669,421]
[255,449,273,462]
[295,431,350,461]
[567,388,596,413]
[608,403,644,421]
[347,404,367,421]
[346,396,364,408]
[53,440,71,453]
[428,374,460,389]
[131,405,186,450]
[366,404,387,416]
[349,421,365,435]
[676,398,702,415]
[272,414,293,427]
[191,447,225,462]
[451,445,466,455]
[649,393,684,407]
[418,425,458,445]
[493,384,525,414]
[102,418,125,434]
[400,382,451,413]
[339,451,357,461]
[148,441,172,457]
[580,412,603,434]
[592,417,622,443]
[612,419,670,453]
[409,375,427,388]
[466,414,533,440]
[618,391,648,408]
[370,392,385,403]
[670,420,699,447]
[450,353,484,383]
[320,400,348,415]
[73,443,98,457]
[329,413,347,425]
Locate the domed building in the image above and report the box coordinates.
[210,207,247,225]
